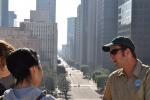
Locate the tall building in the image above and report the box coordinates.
[20,0,57,77]
[118,0,150,65]
[20,22,58,75]
[35,0,56,23]
[0,27,40,52]
[67,17,77,63]
[96,0,118,69]
[80,0,88,65]
[8,11,17,27]
[74,5,81,67]
[86,0,97,72]
[0,0,8,27]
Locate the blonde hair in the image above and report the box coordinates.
[0,40,15,58]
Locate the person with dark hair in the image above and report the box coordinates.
[0,40,15,96]
[2,48,55,100]
[0,83,6,96]
[102,36,150,100]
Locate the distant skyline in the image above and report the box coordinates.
[9,0,81,49]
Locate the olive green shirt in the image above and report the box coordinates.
[103,60,150,100]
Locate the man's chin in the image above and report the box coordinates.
[114,63,121,69]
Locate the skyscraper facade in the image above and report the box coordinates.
[0,0,8,27]
[67,17,77,63]
[96,0,118,69]
[36,0,56,23]
[118,0,150,65]
[22,0,57,77]
[8,11,16,27]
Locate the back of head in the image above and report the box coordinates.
[0,40,15,68]
[6,48,40,84]
[0,83,6,96]
[0,40,15,58]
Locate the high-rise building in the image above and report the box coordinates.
[80,0,88,65]
[0,27,40,52]
[118,0,150,65]
[33,0,56,23]
[86,0,97,72]
[74,5,81,67]
[67,17,77,63]
[20,0,57,77]
[20,22,58,75]
[8,11,17,27]
[96,0,118,69]
[0,0,8,27]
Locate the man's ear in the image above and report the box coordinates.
[125,48,131,56]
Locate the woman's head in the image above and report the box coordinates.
[0,40,15,69]
[6,48,43,87]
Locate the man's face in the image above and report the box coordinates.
[109,45,126,69]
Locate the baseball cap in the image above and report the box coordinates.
[102,36,135,52]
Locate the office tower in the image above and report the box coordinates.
[118,0,150,65]
[35,0,56,23]
[0,0,8,27]
[8,11,16,27]
[96,0,118,69]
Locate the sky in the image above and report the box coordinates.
[9,0,81,50]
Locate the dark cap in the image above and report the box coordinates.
[102,36,135,52]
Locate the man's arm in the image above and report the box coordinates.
[145,68,150,100]
[103,77,112,100]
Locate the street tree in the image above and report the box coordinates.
[58,75,71,100]
[44,76,55,94]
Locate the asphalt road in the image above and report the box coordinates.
[65,66,102,100]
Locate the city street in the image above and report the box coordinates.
[64,65,101,100]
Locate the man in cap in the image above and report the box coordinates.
[102,36,150,100]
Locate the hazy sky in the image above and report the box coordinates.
[9,0,81,49]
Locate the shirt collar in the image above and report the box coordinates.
[117,59,142,77]
[133,59,142,78]
[117,68,125,76]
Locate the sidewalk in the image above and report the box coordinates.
[89,79,97,91]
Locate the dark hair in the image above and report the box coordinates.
[119,44,136,58]
[6,48,40,85]
[0,83,6,96]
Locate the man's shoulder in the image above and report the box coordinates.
[109,68,123,78]
[140,62,150,74]
[141,63,150,69]
[137,59,150,70]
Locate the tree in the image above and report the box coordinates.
[58,75,71,100]
[80,65,89,76]
[92,68,109,94]
[96,75,107,93]
[57,64,66,75]
[44,76,55,94]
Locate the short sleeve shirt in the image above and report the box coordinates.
[0,75,14,89]
[103,59,150,100]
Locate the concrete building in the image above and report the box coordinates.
[8,11,17,27]
[95,0,118,70]
[74,5,81,67]
[80,0,88,65]
[34,0,56,23]
[19,0,57,77]
[67,17,77,64]
[0,0,8,27]
[61,44,70,62]
[20,21,58,75]
[86,0,97,72]
[0,27,39,52]
[118,0,150,65]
